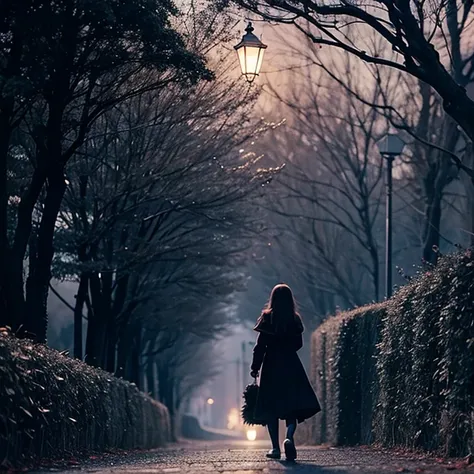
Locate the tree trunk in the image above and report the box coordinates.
[86,272,107,367]
[369,245,379,302]
[73,182,89,359]
[0,113,11,327]
[105,319,117,373]
[85,309,106,367]
[0,23,29,327]
[103,270,122,373]
[7,166,48,334]
[461,149,474,247]
[85,273,107,368]
[157,363,168,405]
[24,166,66,342]
[439,84,474,145]
[414,48,474,145]
[114,308,139,379]
[98,271,113,371]
[422,188,442,265]
[115,327,131,379]
[146,356,156,398]
[114,306,136,378]
[157,362,178,440]
[167,378,177,441]
[470,180,474,248]
[129,324,142,388]
[74,273,88,359]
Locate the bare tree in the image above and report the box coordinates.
[236,0,474,157]
[1,0,211,341]
[152,334,222,440]
[272,29,468,264]
[262,53,388,303]
[53,47,280,373]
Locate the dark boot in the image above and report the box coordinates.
[284,419,297,461]
[266,419,280,459]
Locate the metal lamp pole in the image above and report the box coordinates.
[377,134,405,299]
[384,154,394,299]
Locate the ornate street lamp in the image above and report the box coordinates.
[377,133,405,299]
[234,22,267,83]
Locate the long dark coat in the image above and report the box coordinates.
[250,315,321,423]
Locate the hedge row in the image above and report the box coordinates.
[0,332,170,467]
[310,304,384,446]
[311,251,474,456]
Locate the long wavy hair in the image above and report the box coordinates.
[258,284,303,334]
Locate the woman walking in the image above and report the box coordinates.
[250,284,321,461]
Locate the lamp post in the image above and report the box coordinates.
[377,134,405,299]
[234,22,267,83]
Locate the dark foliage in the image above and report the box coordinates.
[377,250,474,456]
[309,250,474,457]
[311,304,385,446]
[0,0,211,342]
[241,381,266,426]
[0,331,169,468]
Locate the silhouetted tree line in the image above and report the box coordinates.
[1,0,210,337]
[0,0,280,420]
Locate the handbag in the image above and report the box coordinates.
[241,377,266,426]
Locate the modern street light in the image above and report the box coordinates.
[377,133,405,299]
[234,22,267,83]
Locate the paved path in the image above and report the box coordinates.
[32,440,471,473]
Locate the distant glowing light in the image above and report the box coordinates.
[207,398,215,405]
[246,429,257,441]
[227,408,239,430]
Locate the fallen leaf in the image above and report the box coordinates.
[20,407,33,418]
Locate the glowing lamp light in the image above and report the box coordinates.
[207,398,215,405]
[234,22,267,83]
[246,429,257,441]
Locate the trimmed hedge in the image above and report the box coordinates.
[310,251,474,456]
[0,332,170,467]
[377,251,474,456]
[311,304,385,446]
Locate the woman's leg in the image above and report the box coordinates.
[267,418,280,450]
[283,418,297,461]
[285,418,297,441]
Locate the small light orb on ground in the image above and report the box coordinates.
[207,398,215,405]
[246,429,257,441]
